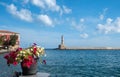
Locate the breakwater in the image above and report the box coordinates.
[57,47,120,50]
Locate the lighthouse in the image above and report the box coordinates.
[58,35,66,49]
[61,35,64,45]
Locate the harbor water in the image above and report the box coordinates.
[0,49,120,77]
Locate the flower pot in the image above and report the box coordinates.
[21,62,37,75]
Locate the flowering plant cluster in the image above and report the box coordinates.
[4,43,45,68]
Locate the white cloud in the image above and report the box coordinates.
[38,14,53,26]
[85,17,100,23]
[80,18,84,22]
[31,0,60,12]
[99,15,104,20]
[31,0,45,9]
[7,4,33,22]
[71,20,84,31]
[23,0,29,4]
[80,33,88,38]
[106,18,113,24]
[45,0,60,12]
[62,5,72,14]
[31,0,71,15]
[71,18,86,32]
[97,17,120,34]
[103,8,108,13]
[7,4,17,14]
[97,24,114,34]
[99,8,108,20]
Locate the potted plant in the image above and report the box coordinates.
[4,43,46,75]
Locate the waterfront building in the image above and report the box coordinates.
[58,35,66,49]
[0,30,20,50]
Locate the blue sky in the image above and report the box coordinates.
[0,0,120,48]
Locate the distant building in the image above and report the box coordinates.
[58,35,66,49]
[0,30,20,50]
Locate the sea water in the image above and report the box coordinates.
[1,50,120,77]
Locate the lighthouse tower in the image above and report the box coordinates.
[58,35,66,49]
[61,35,64,45]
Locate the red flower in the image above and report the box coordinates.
[33,47,37,54]
[13,61,18,65]
[3,43,45,67]
[4,54,9,59]
[22,56,35,68]
[16,48,22,52]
